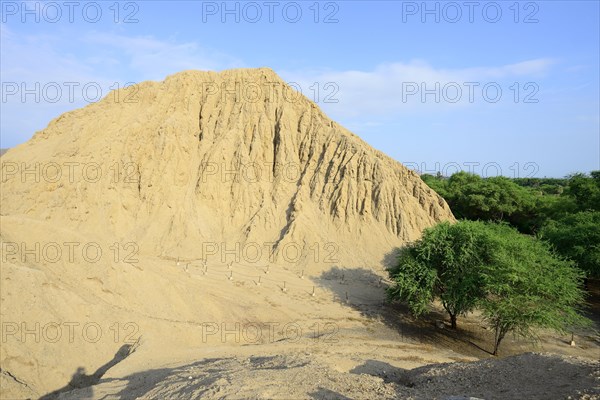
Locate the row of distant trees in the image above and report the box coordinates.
[387,171,599,355]
[422,171,600,277]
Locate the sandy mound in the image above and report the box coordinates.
[0,68,453,268]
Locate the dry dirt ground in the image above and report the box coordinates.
[4,262,596,400]
[51,352,600,400]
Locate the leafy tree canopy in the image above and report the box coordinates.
[541,211,600,278]
[387,220,590,355]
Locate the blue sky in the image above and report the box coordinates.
[1,0,598,177]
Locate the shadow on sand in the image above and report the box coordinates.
[39,344,134,400]
[311,248,495,359]
[45,357,242,400]
[309,388,353,399]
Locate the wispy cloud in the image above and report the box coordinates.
[1,27,243,87]
[81,31,243,81]
[282,59,556,118]
[0,27,244,144]
[463,58,556,79]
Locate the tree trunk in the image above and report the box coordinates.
[493,337,504,356]
[493,326,506,356]
[442,303,457,329]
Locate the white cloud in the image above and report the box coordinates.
[0,27,243,145]
[281,59,556,118]
[1,26,243,89]
[81,31,243,81]
[460,58,556,79]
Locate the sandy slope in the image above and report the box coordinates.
[1,224,598,398]
[0,214,465,397]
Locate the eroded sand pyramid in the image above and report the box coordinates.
[1,68,453,268]
[0,68,455,397]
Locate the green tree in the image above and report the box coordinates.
[387,221,490,329]
[479,223,589,355]
[566,172,600,211]
[450,175,536,227]
[513,177,568,195]
[421,173,449,199]
[387,221,590,355]
[540,211,600,278]
[422,172,539,233]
